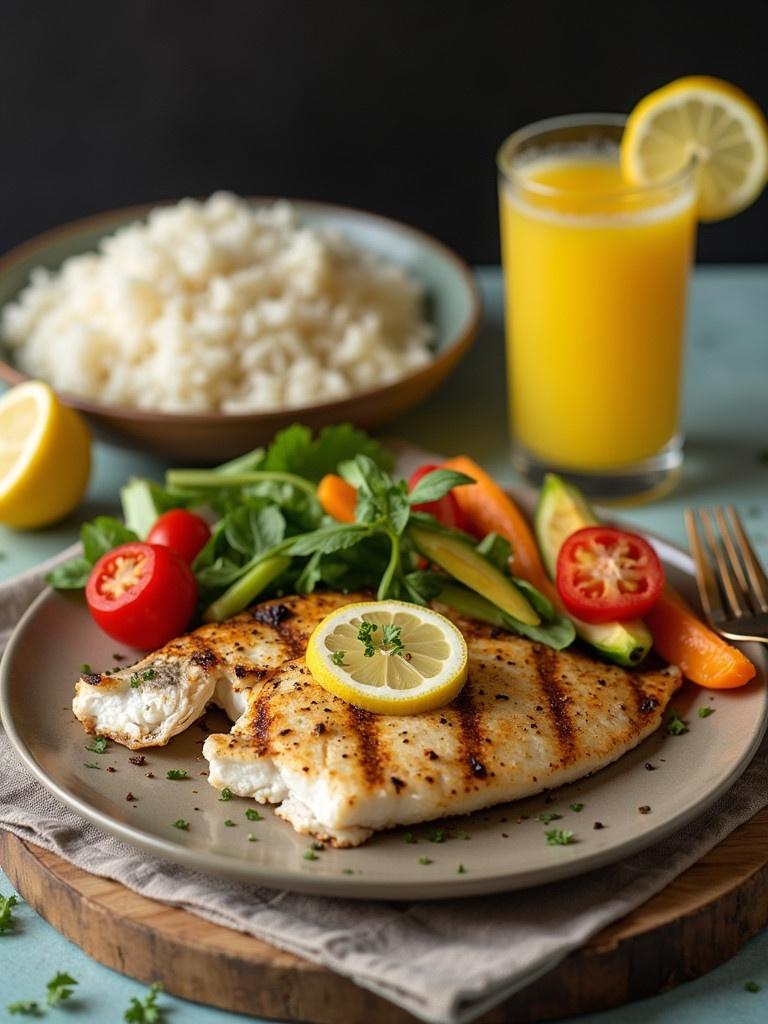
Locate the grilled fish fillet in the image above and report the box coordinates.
[204,611,682,846]
[72,592,364,749]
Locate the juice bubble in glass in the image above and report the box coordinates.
[498,114,697,502]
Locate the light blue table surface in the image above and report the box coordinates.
[1,266,767,1022]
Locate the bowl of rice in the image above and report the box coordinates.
[0,193,480,461]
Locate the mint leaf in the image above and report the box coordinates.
[81,516,139,565]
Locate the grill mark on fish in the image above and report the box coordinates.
[347,705,385,786]
[454,687,489,782]
[82,673,102,686]
[246,689,273,755]
[625,674,660,719]
[532,645,576,765]
[190,648,217,669]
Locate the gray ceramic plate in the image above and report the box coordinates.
[1,522,765,900]
[0,200,480,461]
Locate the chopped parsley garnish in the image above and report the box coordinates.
[382,623,405,656]
[223,819,236,827]
[83,762,101,770]
[0,893,19,934]
[427,828,446,843]
[80,663,92,674]
[245,808,263,821]
[403,832,418,844]
[457,864,467,874]
[342,867,354,875]
[130,673,141,688]
[418,856,433,865]
[130,669,156,688]
[124,981,165,1022]
[172,819,190,831]
[247,833,257,843]
[453,828,471,840]
[545,829,575,846]
[219,787,233,801]
[569,803,584,813]
[698,707,715,718]
[535,812,562,824]
[46,971,78,1006]
[667,709,689,735]
[85,735,108,754]
[303,849,319,861]
[166,769,187,780]
[331,650,347,667]
[745,981,761,993]
[6,1001,42,1016]
[357,620,379,657]
[311,841,325,851]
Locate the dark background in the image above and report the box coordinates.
[1,1,766,264]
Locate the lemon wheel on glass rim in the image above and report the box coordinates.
[305,600,468,715]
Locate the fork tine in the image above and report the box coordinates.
[684,509,725,622]
[726,505,768,613]
[714,507,753,610]
[700,509,751,618]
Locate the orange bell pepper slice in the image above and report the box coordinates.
[316,474,356,523]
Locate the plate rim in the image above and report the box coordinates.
[1,529,766,900]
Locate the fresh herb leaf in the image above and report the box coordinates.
[81,516,139,565]
[224,819,236,827]
[667,709,689,735]
[382,623,405,655]
[83,763,100,770]
[219,788,233,801]
[6,1000,42,1016]
[475,533,512,573]
[303,849,319,861]
[457,864,467,874]
[172,819,190,831]
[130,673,142,688]
[263,423,392,482]
[403,832,418,844]
[453,829,471,840]
[357,620,379,657]
[535,812,562,824]
[166,769,187,780]
[407,469,474,507]
[46,971,78,1006]
[288,523,371,556]
[698,707,715,718]
[569,803,584,813]
[545,829,575,846]
[245,808,263,821]
[45,557,92,590]
[80,663,92,673]
[427,828,446,843]
[331,650,347,666]
[418,856,433,865]
[0,893,19,934]
[124,981,165,1023]
[85,735,108,754]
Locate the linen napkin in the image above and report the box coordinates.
[1,547,767,1024]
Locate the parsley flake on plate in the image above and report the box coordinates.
[418,856,433,865]
[124,981,165,1023]
[457,864,467,874]
[85,735,108,754]
[427,828,446,843]
[6,1000,42,1016]
[172,819,190,831]
[745,980,761,993]
[666,709,689,735]
[698,707,716,718]
[165,769,187,780]
[569,802,584,812]
[535,812,562,824]
[219,787,233,801]
[224,819,236,827]
[245,808,263,821]
[303,849,319,861]
[403,832,417,844]
[545,829,575,846]
[331,650,347,667]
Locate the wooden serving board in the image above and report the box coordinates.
[2,810,768,1023]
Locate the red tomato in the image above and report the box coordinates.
[85,542,198,649]
[147,509,211,564]
[408,463,468,530]
[556,526,664,624]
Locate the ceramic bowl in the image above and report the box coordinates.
[0,200,480,462]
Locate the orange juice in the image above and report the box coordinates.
[499,147,696,473]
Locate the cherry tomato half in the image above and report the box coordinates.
[556,526,664,624]
[147,509,211,564]
[85,542,198,649]
[408,463,468,530]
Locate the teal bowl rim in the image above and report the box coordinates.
[0,198,482,425]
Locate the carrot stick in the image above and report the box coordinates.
[442,454,555,599]
[316,474,356,523]
[645,588,756,689]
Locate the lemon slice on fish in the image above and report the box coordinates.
[621,76,768,221]
[305,600,468,715]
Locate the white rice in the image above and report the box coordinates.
[1,193,435,413]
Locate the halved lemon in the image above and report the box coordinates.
[0,381,91,529]
[305,600,468,715]
[621,76,768,221]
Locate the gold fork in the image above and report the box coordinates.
[684,506,768,643]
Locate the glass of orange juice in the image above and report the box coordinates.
[498,114,698,502]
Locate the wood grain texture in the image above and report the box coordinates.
[2,810,768,1023]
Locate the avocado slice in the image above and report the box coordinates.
[408,524,540,626]
[534,474,652,667]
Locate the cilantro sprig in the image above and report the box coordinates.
[46,971,78,1006]
[0,893,19,934]
[124,981,165,1023]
